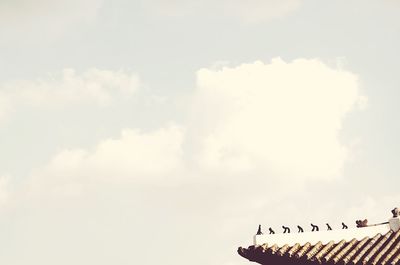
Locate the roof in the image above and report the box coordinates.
[238,221,400,265]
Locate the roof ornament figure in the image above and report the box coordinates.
[268,227,275,234]
[392,207,399,217]
[256,224,263,235]
[342,222,348,229]
[326,223,332,230]
[356,219,368,228]
[297,225,304,233]
[311,223,319,232]
[282,225,290,233]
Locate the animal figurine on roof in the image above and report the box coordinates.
[356,219,368,228]
[311,223,319,232]
[326,223,332,231]
[269,227,275,234]
[342,222,348,229]
[392,207,399,218]
[297,225,304,233]
[282,225,290,233]
[256,224,263,235]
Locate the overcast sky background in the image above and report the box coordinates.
[0,0,400,264]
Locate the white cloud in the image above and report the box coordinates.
[0,68,140,120]
[189,58,364,180]
[27,125,185,198]
[145,0,302,23]
[0,58,367,265]
[20,58,365,195]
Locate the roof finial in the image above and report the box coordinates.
[356,219,368,228]
[392,207,399,218]
[256,224,263,235]
[326,223,332,231]
[282,225,290,233]
[311,223,319,232]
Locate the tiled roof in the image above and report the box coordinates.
[238,227,400,265]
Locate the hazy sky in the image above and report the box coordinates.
[1,1,400,264]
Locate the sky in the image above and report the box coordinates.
[0,0,400,264]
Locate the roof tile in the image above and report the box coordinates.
[381,232,400,265]
[371,231,400,265]
[313,240,335,262]
[322,239,346,263]
[295,242,312,259]
[332,238,358,264]
[342,236,369,264]
[305,241,323,260]
[268,244,279,255]
[390,252,400,265]
[351,233,382,264]
[286,243,301,257]
[277,244,290,256]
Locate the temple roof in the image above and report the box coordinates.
[238,214,400,265]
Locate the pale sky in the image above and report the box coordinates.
[0,1,400,264]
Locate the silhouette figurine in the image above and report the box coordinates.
[282,225,291,233]
[326,223,332,231]
[297,225,304,233]
[269,227,275,234]
[311,223,319,232]
[356,219,368,228]
[342,222,348,229]
[256,224,263,235]
[392,208,399,218]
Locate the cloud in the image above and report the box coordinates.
[18,58,366,207]
[0,58,367,265]
[0,68,140,120]
[145,0,302,23]
[189,58,364,180]
[20,58,365,195]
[27,125,185,198]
